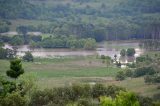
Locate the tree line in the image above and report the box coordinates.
[0,0,160,40]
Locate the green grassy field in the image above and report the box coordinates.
[0,56,121,78]
[0,55,159,97]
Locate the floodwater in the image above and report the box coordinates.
[3,41,144,63]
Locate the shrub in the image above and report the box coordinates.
[101,55,106,59]
[144,75,153,84]
[137,96,153,106]
[23,51,34,62]
[120,49,126,57]
[105,85,126,98]
[92,84,107,98]
[126,63,136,68]
[116,61,121,67]
[136,56,146,63]
[144,75,160,84]
[0,92,27,106]
[125,68,133,77]
[0,76,16,96]
[153,93,160,101]
[77,98,92,106]
[133,66,156,77]
[116,71,126,81]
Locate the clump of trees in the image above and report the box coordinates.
[40,37,96,50]
[0,48,16,59]
[120,48,136,57]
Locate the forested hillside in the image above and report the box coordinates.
[0,0,160,40]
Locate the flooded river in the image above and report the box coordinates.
[3,41,144,62]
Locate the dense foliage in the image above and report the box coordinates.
[0,0,160,40]
[29,84,125,106]
[100,91,140,106]
[36,37,96,49]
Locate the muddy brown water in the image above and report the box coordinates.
[3,41,144,63]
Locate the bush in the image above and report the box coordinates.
[77,99,92,106]
[133,66,156,77]
[125,68,133,77]
[101,55,106,59]
[120,49,126,56]
[92,84,107,98]
[116,71,126,81]
[137,96,154,106]
[136,56,146,63]
[105,85,125,98]
[153,93,160,101]
[144,75,153,84]
[23,51,34,62]
[144,75,160,84]
[126,63,136,68]
[29,90,51,106]
[116,61,121,67]
[0,92,27,106]
[0,76,16,96]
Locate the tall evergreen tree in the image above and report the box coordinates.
[6,59,24,79]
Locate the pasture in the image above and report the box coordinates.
[0,55,159,97]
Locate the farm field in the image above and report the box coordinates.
[0,55,159,98]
